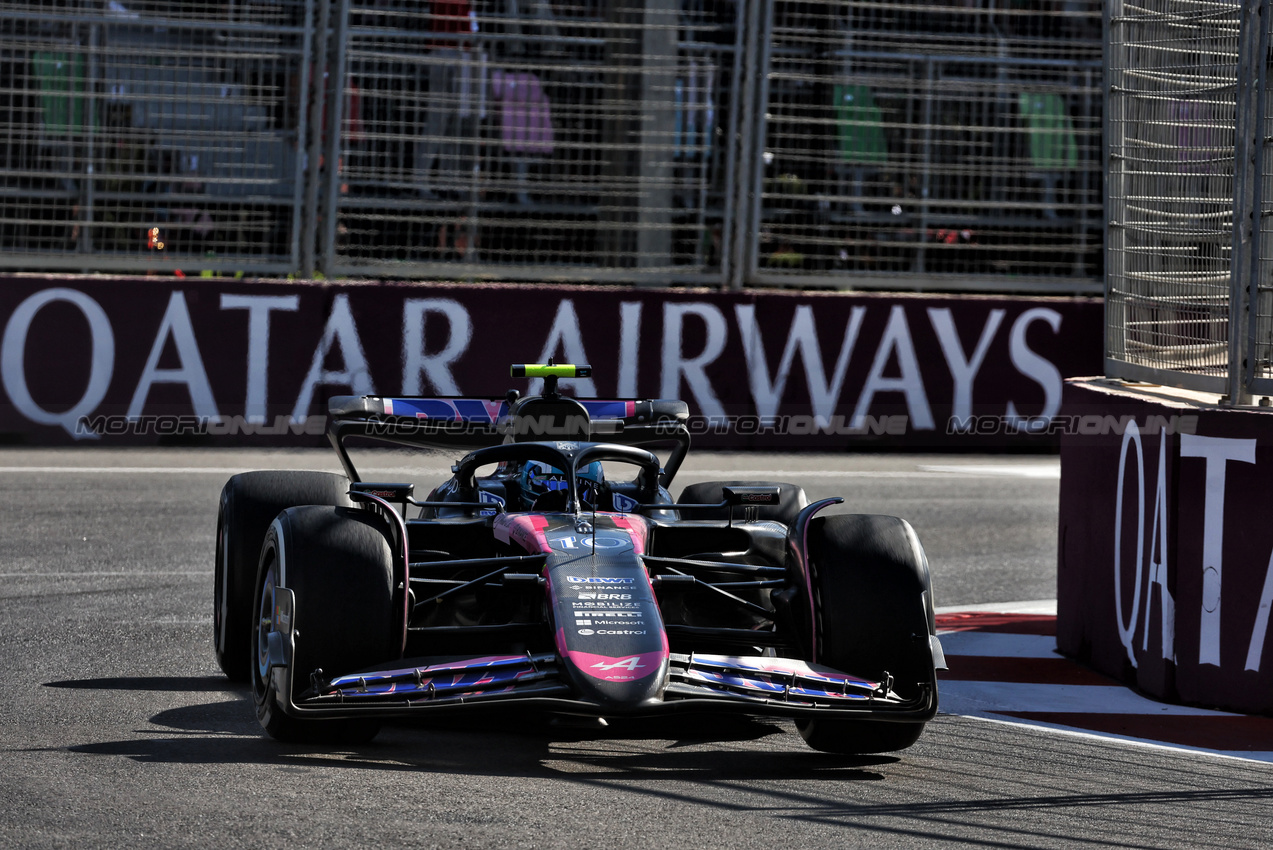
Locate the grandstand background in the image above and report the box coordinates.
[1,0,1101,292]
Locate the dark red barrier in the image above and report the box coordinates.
[0,275,1101,447]
[1058,378,1273,715]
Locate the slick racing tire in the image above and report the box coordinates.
[797,514,937,755]
[676,481,809,529]
[214,471,352,681]
[251,505,395,744]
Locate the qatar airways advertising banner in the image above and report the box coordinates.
[1058,379,1273,714]
[0,276,1101,447]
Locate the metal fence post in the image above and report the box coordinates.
[1103,0,1118,367]
[82,23,99,258]
[1231,0,1263,405]
[728,0,772,291]
[301,0,331,279]
[744,0,775,289]
[318,0,351,279]
[727,0,760,291]
[717,0,746,289]
[1246,0,1273,397]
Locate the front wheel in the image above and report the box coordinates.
[214,471,352,681]
[251,505,395,743]
[797,514,937,755]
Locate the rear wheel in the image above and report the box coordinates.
[797,514,936,754]
[214,471,351,681]
[251,505,395,743]
[677,480,809,528]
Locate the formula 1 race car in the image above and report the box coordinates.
[213,364,945,754]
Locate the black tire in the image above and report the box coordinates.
[214,471,352,681]
[797,514,936,755]
[251,505,395,744]
[677,480,809,528]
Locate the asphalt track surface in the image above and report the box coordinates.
[3,448,1272,849]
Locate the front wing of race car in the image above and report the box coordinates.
[259,600,939,724]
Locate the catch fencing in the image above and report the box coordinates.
[1105,0,1273,402]
[752,1,1103,290]
[0,1,314,275]
[0,0,1103,292]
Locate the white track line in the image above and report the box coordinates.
[939,681,1231,716]
[682,466,1059,479]
[955,712,1273,765]
[0,571,210,577]
[0,465,1061,479]
[0,466,259,474]
[918,463,1060,479]
[936,599,1057,615]
[0,466,455,476]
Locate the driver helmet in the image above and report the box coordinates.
[521,460,604,509]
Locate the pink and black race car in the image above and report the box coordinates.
[213,364,945,753]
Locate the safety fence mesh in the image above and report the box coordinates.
[0,0,313,274]
[1252,2,1273,390]
[324,0,738,281]
[0,0,1105,291]
[752,0,1103,288]
[1105,0,1273,401]
[1105,0,1239,387]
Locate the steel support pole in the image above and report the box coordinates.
[319,0,351,278]
[1103,0,1119,367]
[717,2,746,288]
[1230,0,1264,404]
[290,0,316,274]
[727,0,762,291]
[744,0,775,289]
[301,0,331,279]
[1245,0,1272,396]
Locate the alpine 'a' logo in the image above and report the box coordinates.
[591,656,645,672]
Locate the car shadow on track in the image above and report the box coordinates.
[45,675,234,692]
[46,676,896,781]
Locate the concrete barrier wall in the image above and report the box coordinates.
[1058,379,1273,714]
[0,275,1101,447]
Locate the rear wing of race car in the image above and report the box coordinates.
[325,364,691,488]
